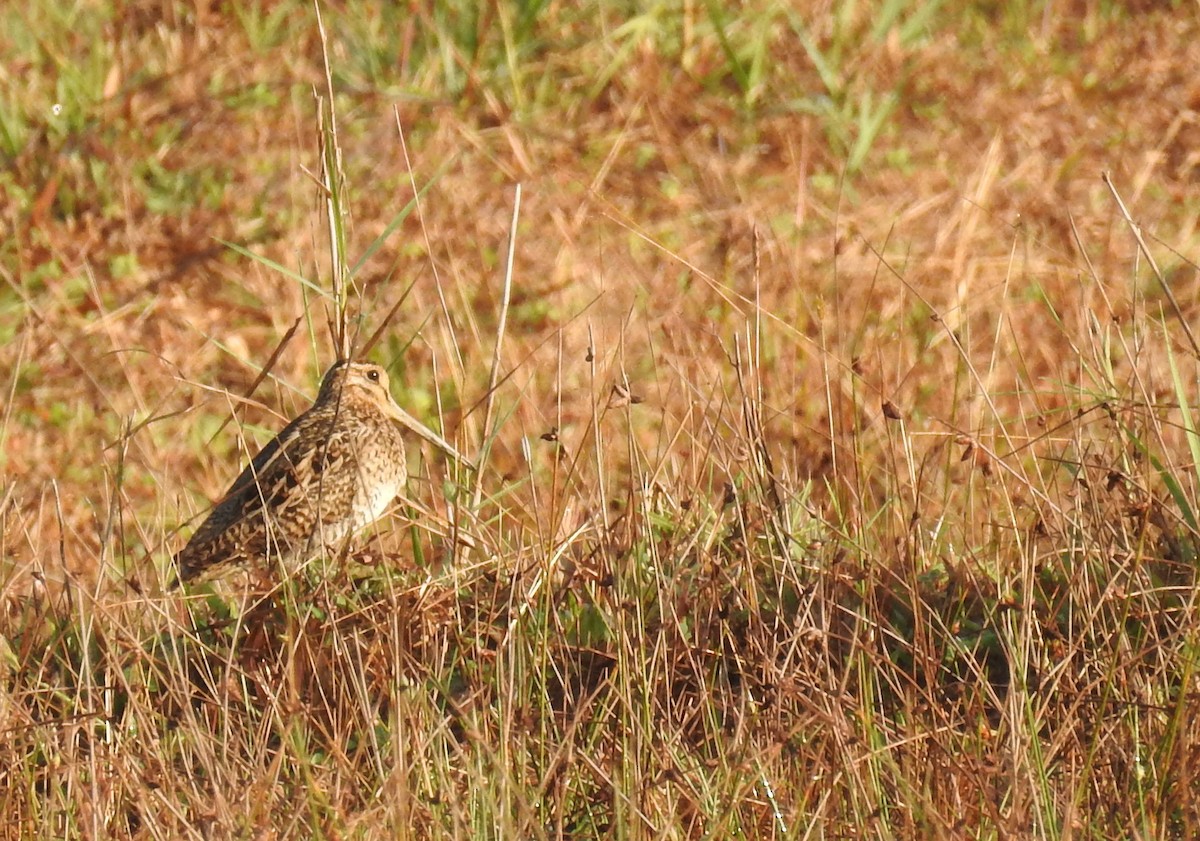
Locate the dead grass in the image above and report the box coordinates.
[4,1,1200,838]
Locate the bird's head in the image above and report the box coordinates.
[320,360,473,468]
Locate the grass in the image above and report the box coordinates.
[4,0,1200,838]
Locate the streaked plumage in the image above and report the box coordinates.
[174,361,409,584]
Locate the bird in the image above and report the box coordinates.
[173,360,464,586]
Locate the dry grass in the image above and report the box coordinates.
[4,1,1200,838]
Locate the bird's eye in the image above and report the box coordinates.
[367,369,380,382]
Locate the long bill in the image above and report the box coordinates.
[385,402,477,472]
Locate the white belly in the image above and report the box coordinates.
[354,477,401,530]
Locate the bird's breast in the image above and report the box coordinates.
[350,426,406,528]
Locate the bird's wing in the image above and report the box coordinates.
[174,411,337,580]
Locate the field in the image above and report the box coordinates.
[3,1,1200,838]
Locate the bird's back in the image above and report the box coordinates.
[174,408,337,582]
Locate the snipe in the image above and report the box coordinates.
[174,360,460,585]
